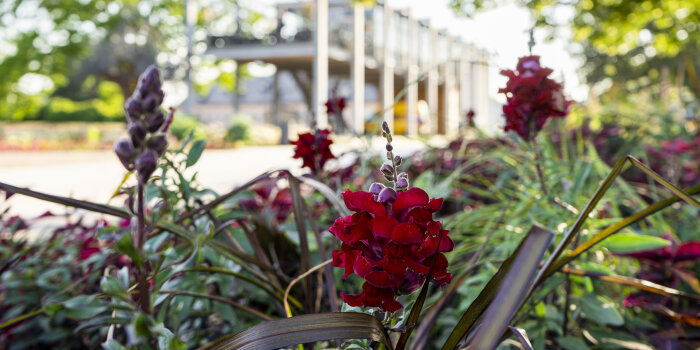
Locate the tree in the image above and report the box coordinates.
[450,0,700,105]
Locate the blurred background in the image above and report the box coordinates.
[0,0,698,209]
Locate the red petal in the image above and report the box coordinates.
[353,255,374,279]
[675,242,700,261]
[391,222,423,245]
[393,187,429,216]
[371,215,398,240]
[365,270,402,288]
[427,198,444,212]
[342,190,387,216]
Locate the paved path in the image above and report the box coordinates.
[0,137,429,219]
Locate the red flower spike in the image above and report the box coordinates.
[329,186,453,312]
[499,55,571,141]
[290,129,335,174]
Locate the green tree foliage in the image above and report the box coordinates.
[0,0,253,121]
[450,0,700,104]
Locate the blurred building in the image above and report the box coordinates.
[195,0,492,138]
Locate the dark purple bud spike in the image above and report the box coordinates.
[128,122,147,148]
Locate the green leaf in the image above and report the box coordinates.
[101,339,126,350]
[556,336,590,350]
[202,313,392,350]
[575,295,623,326]
[63,295,107,320]
[601,233,670,253]
[186,139,206,167]
[114,234,142,267]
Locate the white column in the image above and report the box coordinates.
[352,2,365,134]
[459,43,472,117]
[380,5,394,131]
[405,18,418,136]
[313,0,329,128]
[443,38,459,136]
[426,28,438,134]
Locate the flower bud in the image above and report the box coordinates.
[135,150,158,183]
[128,122,147,148]
[138,65,162,97]
[114,138,136,170]
[378,187,397,204]
[146,134,168,156]
[381,121,390,133]
[369,182,385,195]
[386,144,393,152]
[141,94,157,113]
[380,164,394,176]
[393,155,402,166]
[387,151,392,160]
[125,96,143,120]
[395,177,409,190]
[144,111,165,133]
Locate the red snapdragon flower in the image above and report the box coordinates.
[330,187,453,312]
[325,96,347,115]
[499,55,571,141]
[290,129,335,174]
[239,180,293,224]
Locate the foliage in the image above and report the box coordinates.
[168,115,207,141]
[223,118,251,144]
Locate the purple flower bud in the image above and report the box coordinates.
[144,111,165,133]
[386,144,393,152]
[114,138,136,170]
[398,172,408,179]
[138,65,162,97]
[394,155,402,166]
[396,177,409,190]
[125,96,143,120]
[378,187,397,204]
[146,134,168,156]
[135,150,158,183]
[141,94,157,113]
[381,121,389,133]
[128,122,147,148]
[369,182,385,195]
[380,164,394,176]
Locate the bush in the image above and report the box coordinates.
[168,114,207,141]
[224,117,251,143]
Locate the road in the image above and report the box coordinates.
[0,137,429,221]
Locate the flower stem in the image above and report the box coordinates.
[136,180,151,314]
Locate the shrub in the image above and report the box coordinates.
[224,117,251,143]
[168,114,207,141]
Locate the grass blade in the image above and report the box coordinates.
[288,175,314,313]
[441,226,554,350]
[561,266,700,302]
[200,312,393,350]
[465,226,553,350]
[548,184,700,275]
[508,326,533,350]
